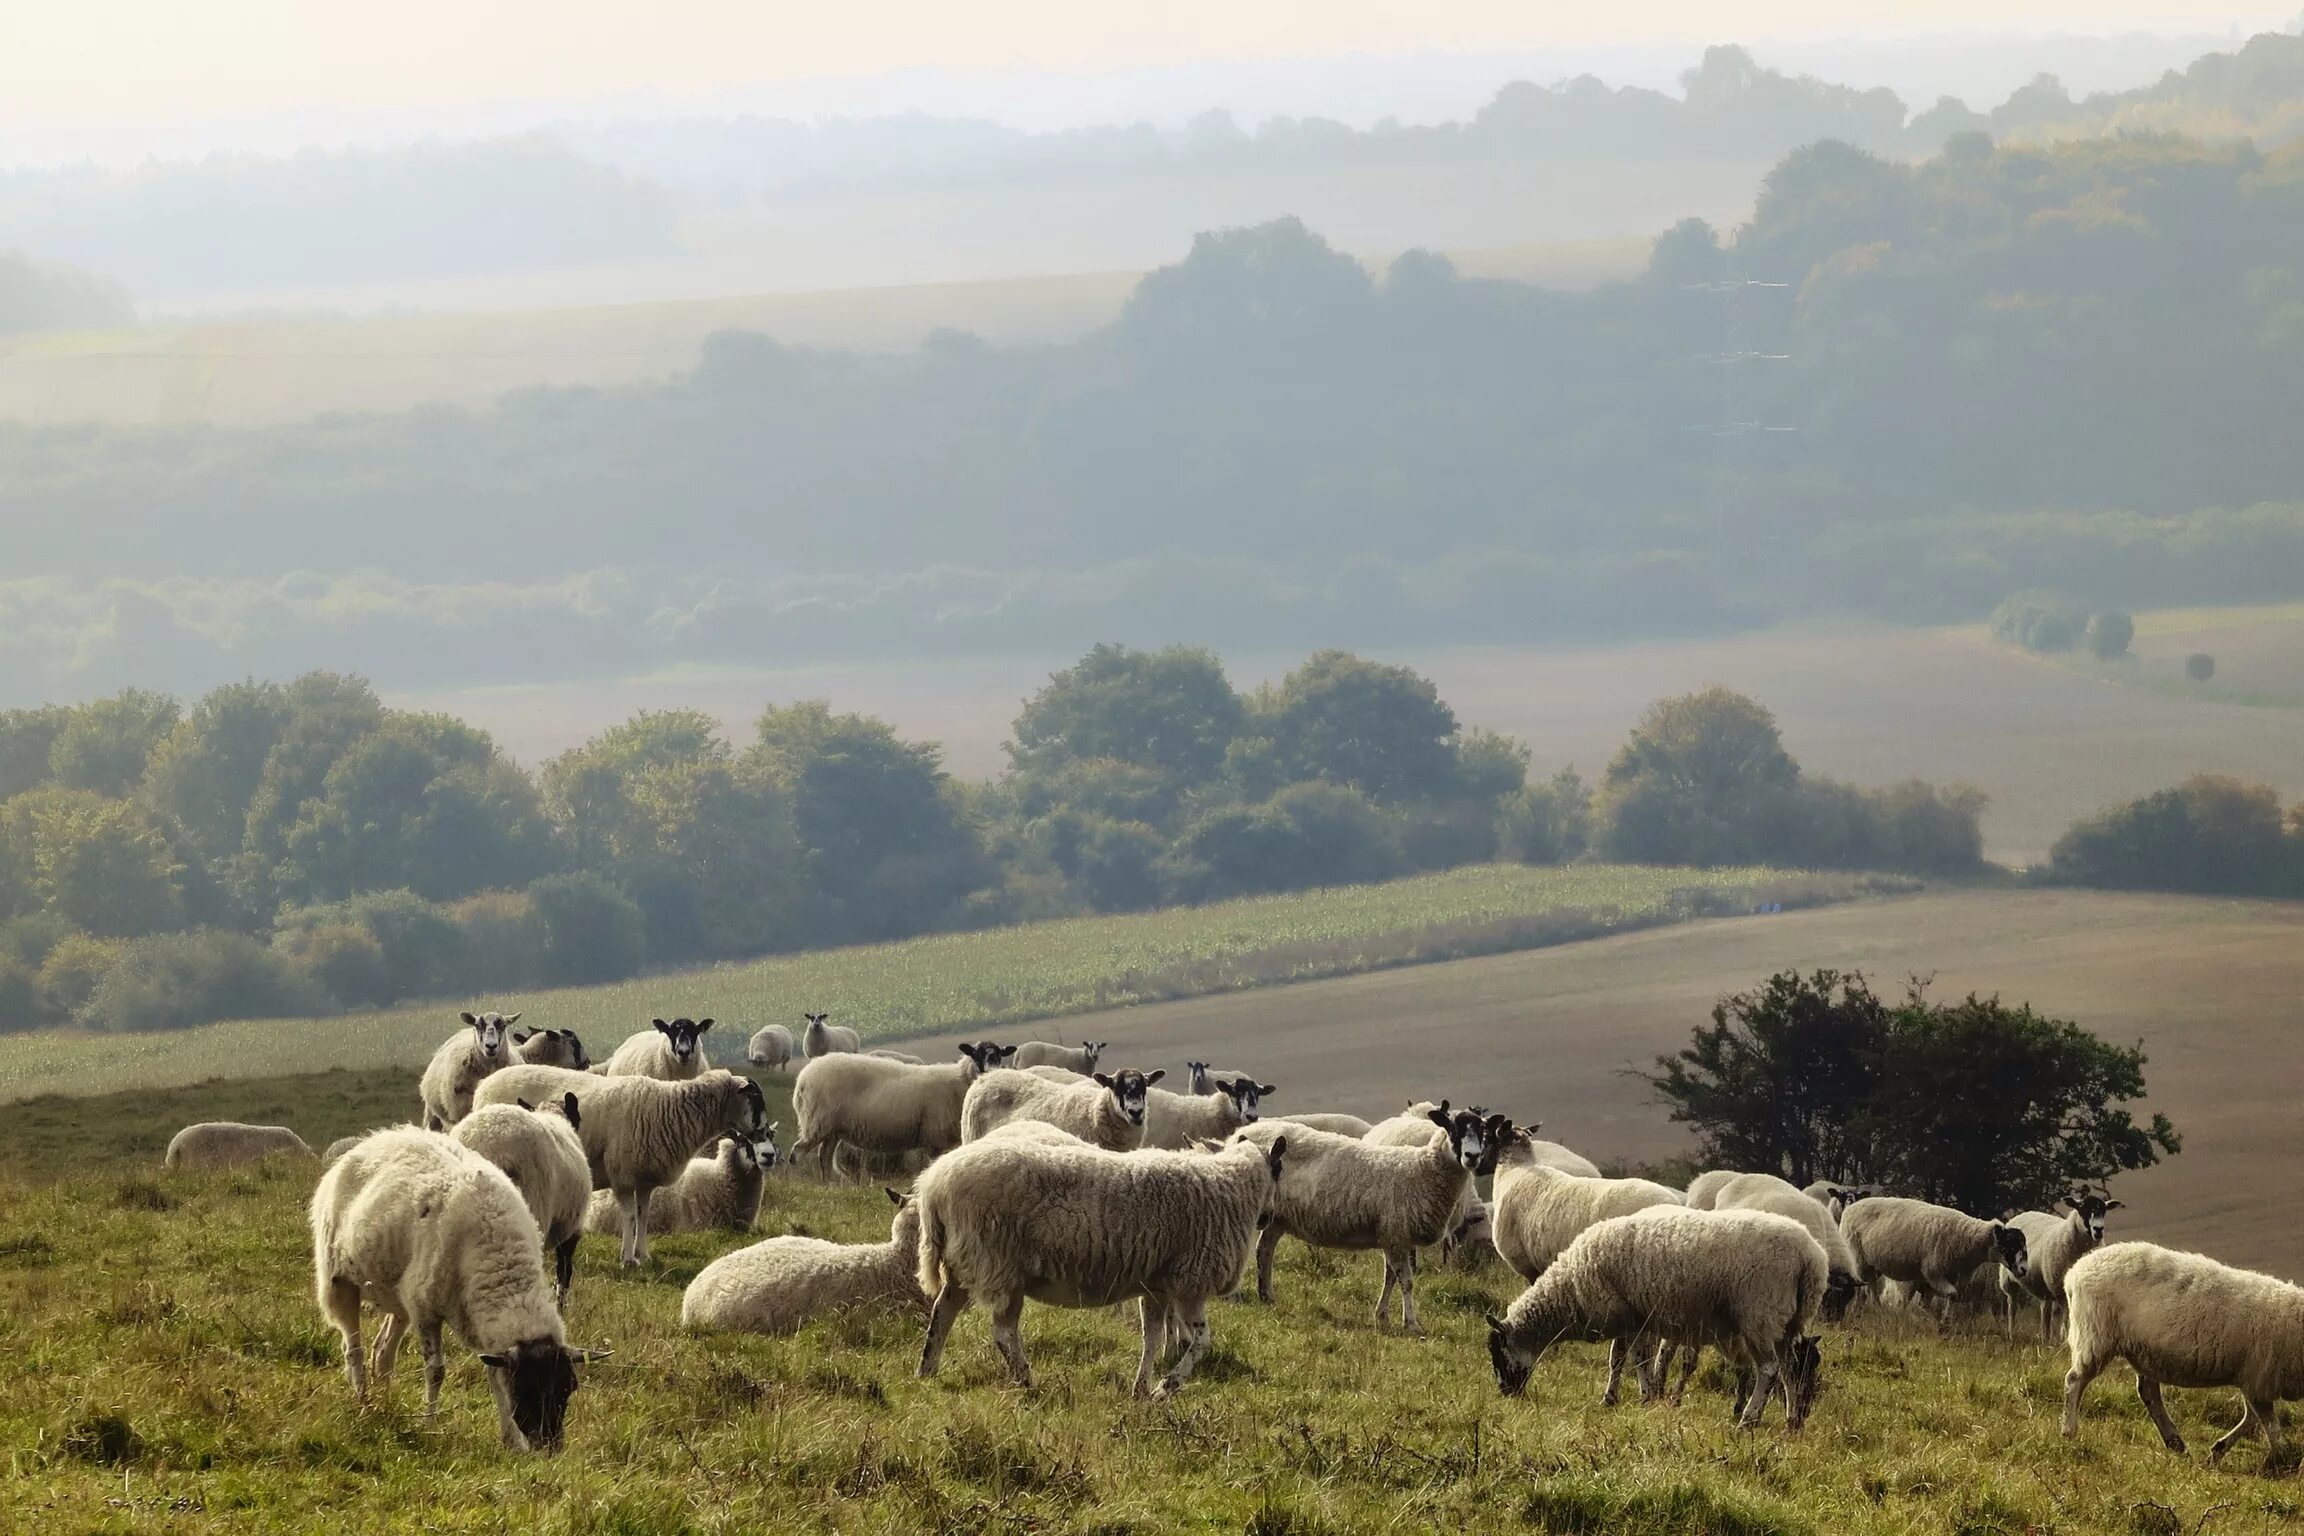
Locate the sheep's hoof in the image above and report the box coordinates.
[1600,1390,1620,1408]
[2165,1433,2190,1455]
[1154,1376,1185,1399]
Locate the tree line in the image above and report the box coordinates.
[0,650,1987,1035]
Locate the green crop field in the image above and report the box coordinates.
[0,864,1874,1105]
[0,1143,2284,1535]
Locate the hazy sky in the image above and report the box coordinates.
[3,2,2283,120]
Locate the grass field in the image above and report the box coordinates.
[0,864,1864,1105]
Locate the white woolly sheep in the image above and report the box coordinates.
[802,1011,861,1057]
[322,1135,363,1169]
[163,1122,316,1171]
[1841,1195,2028,1320]
[1143,1077,1272,1149]
[1274,1112,1374,1137]
[451,1094,592,1307]
[789,1042,1015,1178]
[960,1066,1162,1151]
[1518,1137,1601,1177]
[1184,1061,1254,1095]
[2001,1191,2123,1341]
[1685,1170,1738,1210]
[1240,1108,1499,1331]
[472,1064,769,1266]
[1486,1204,1826,1429]
[310,1127,602,1451]
[1014,1040,1108,1074]
[419,1010,519,1130]
[912,1128,1288,1397]
[603,1017,714,1080]
[1442,1192,1495,1271]
[1802,1180,1868,1221]
[2061,1240,2304,1468]
[683,1188,927,1335]
[1711,1173,1861,1320]
[585,1124,779,1237]
[745,1024,796,1071]
[867,1048,926,1064]
[512,1027,591,1071]
[1488,1129,1685,1282]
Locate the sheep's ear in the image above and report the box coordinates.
[653,1019,673,1035]
[696,1019,715,1034]
[562,1094,582,1131]
[956,1044,975,1059]
[2106,1198,2125,1210]
[479,1352,512,1369]
[517,1098,535,1111]
[1257,1082,1277,1096]
[511,1029,533,1044]
[885,1186,903,1205]
[502,1012,520,1025]
[1265,1134,1288,1174]
[1428,1109,1452,1130]
[996,1045,1017,1061]
[1093,1072,1113,1088]
[569,1346,612,1363]
[1484,1314,1508,1336]
[460,1011,479,1026]
[1144,1068,1166,1085]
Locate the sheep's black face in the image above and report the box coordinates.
[1082,1041,1108,1072]
[2067,1192,2120,1242]
[1225,1081,1274,1123]
[1995,1224,2029,1280]
[563,1031,591,1070]
[487,1339,579,1453]
[753,1128,780,1169]
[1785,1335,1824,1428]
[655,1017,709,1062]
[1486,1317,1533,1398]
[1821,1272,1859,1323]
[1187,1062,1211,1094]
[1099,1070,1154,1127]
[737,1079,768,1135]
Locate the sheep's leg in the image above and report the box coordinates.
[2061,1352,2107,1439]
[615,1189,641,1267]
[2252,1395,2291,1470]
[2131,1375,2187,1454]
[1602,1337,1631,1407]
[1397,1249,1421,1334]
[1736,1350,1779,1429]
[372,1310,406,1382]
[629,1187,656,1265]
[419,1322,447,1420]
[1634,1335,1665,1403]
[323,1278,367,1401]
[917,1282,970,1378]
[555,1234,580,1310]
[1255,1223,1282,1304]
[987,1293,1032,1388]
[1782,1339,1818,1432]
[1670,1345,1700,1404]
[1156,1299,1212,1398]
[1373,1252,1400,1328]
[2041,1296,2058,1346]
[1132,1297,1169,1399]
[2211,1394,2260,1465]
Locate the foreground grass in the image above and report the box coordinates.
[3,1135,2295,1535]
[0,864,1888,1102]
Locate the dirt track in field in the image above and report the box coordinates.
[918,888,2304,1276]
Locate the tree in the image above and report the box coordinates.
[526,872,646,986]
[141,679,296,862]
[1497,768,1593,865]
[0,706,71,801]
[0,787,182,938]
[1597,688,1799,864]
[1264,651,1460,804]
[2050,775,2296,895]
[48,689,180,799]
[2186,653,2216,682]
[2088,611,2135,659]
[1008,643,1242,788]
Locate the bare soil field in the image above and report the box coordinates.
[914,887,2304,1276]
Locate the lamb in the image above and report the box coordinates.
[451,1095,592,1307]
[310,1127,601,1451]
[163,1122,316,1171]
[683,1187,927,1335]
[1142,1077,1272,1149]
[1840,1194,2028,1320]
[2061,1240,2304,1468]
[1518,1137,1601,1177]
[1185,1061,1251,1095]
[802,1011,860,1057]
[1013,1039,1108,1074]
[472,1065,770,1266]
[788,1042,1013,1177]
[1486,1204,1826,1429]
[960,1065,1161,1151]
[911,1128,1288,1397]
[2000,1191,2124,1341]
[745,1024,796,1072]
[512,1027,591,1070]
[419,1010,520,1130]
[603,1017,714,1080]
[1488,1129,1685,1282]
[585,1126,779,1237]
[1274,1112,1374,1137]
[1241,1109,1498,1330]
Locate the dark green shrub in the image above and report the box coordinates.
[2185,652,2216,682]
[1497,769,1593,865]
[2087,611,2134,659]
[1990,589,2089,652]
[526,873,646,985]
[77,930,331,1032]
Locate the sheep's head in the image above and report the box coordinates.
[1218,1078,1275,1124]
[561,1030,591,1071]
[1485,1314,1536,1398]
[1081,1040,1108,1072]
[1186,1061,1212,1094]
[1821,1271,1858,1323]
[481,1338,603,1453]
[2061,1190,2123,1242]
[1095,1067,1162,1127]
[957,1042,1017,1078]
[1429,1107,1492,1173]
[1250,1131,1288,1229]
[1992,1223,2029,1280]
[747,1123,781,1170]
[1785,1335,1824,1429]
[653,1017,711,1063]
[462,1010,516,1058]
[732,1077,769,1136]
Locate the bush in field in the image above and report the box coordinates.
[34,932,124,1023]
[273,889,468,1003]
[2087,610,2134,659]
[77,930,331,1033]
[278,920,393,1008]
[0,962,37,1033]
[1990,589,2089,652]
[1497,768,1593,865]
[526,872,646,986]
[2049,775,2299,895]
[444,889,546,990]
[1166,781,1403,901]
[2186,652,2216,682]
[1596,688,1800,866]
[1069,818,1166,914]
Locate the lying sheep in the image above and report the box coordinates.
[2001,1191,2123,1341]
[1275,1112,1374,1137]
[1143,1077,1272,1149]
[512,1027,590,1070]
[683,1188,926,1335]
[451,1095,592,1307]
[164,1122,316,1172]
[912,1128,1287,1397]
[789,1042,1015,1178]
[745,1024,796,1072]
[419,1011,519,1130]
[585,1126,778,1237]
[1840,1195,2027,1321]
[1241,1109,1498,1331]
[1518,1137,1601,1177]
[310,1127,602,1451]
[1014,1040,1107,1074]
[2062,1240,2304,1468]
[1486,1204,1826,1429]
[603,1018,714,1081]
[1488,1129,1685,1281]
[960,1066,1160,1151]
[802,1011,860,1057]
[473,1065,770,1266]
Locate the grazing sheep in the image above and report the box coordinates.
[960,1065,1161,1151]
[603,1017,714,1081]
[1443,1192,1496,1271]
[1275,1112,1374,1137]
[2061,1240,2304,1468]
[1014,1040,1108,1074]
[1241,1109,1499,1330]
[1841,1195,2028,1320]
[789,1042,1015,1178]
[1143,1077,1272,1149]
[419,1011,519,1130]
[163,1122,316,1171]
[512,1027,591,1070]
[2001,1192,2124,1341]
[802,1011,861,1057]
[310,1127,601,1451]
[472,1065,770,1266]
[322,1135,363,1169]
[585,1125,778,1237]
[1685,1170,1738,1210]
[912,1129,1288,1397]
[1803,1180,1868,1221]
[451,1095,592,1308]
[1712,1173,1861,1320]
[1486,1204,1826,1429]
[1488,1129,1685,1282]
[745,1024,796,1072]
[683,1188,927,1335]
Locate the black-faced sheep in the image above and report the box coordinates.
[960,1066,1160,1151]
[789,1042,1015,1178]
[2002,1191,2123,1341]
[603,1017,714,1080]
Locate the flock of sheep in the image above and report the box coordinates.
[156,1010,2304,1472]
